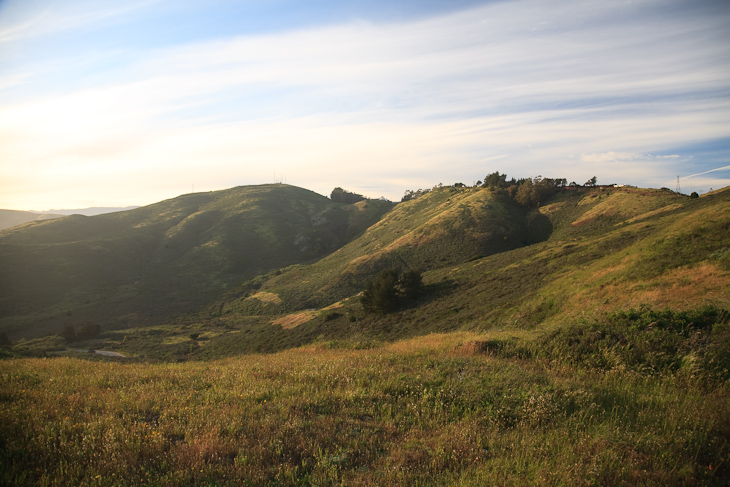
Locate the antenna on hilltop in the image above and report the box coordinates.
[675,175,680,193]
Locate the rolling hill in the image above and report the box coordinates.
[1,182,729,360]
[0,209,65,231]
[2,181,729,486]
[177,184,730,358]
[0,184,393,338]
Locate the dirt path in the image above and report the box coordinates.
[93,350,127,358]
[68,348,127,358]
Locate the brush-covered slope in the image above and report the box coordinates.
[226,185,535,312]
[179,186,729,357]
[0,184,393,337]
[0,210,65,231]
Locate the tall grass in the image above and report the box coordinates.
[2,328,728,486]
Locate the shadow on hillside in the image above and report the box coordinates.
[422,278,458,301]
[526,211,553,245]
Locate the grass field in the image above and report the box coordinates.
[2,307,729,486]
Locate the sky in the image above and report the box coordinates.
[0,0,729,211]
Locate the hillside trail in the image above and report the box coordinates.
[68,348,127,358]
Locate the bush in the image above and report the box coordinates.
[361,268,424,313]
[539,306,730,379]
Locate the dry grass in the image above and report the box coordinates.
[271,311,318,329]
[247,291,282,304]
[624,203,682,224]
[2,329,728,486]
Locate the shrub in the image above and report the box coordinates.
[361,268,424,313]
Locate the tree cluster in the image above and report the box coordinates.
[401,188,432,202]
[330,187,366,204]
[60,323,101,343]
[361,268,424,313]
[482,171,596,208]
[514,176,567,208]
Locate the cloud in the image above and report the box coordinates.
[683,164,730,179]
[0,0,160,43]
[1,0,729,209]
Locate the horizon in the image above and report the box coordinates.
[18,178,730,215]
[1,0,729,211]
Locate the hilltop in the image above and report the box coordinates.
[158,183,726,359]
[1,180,728,359]
[0,184,393,339]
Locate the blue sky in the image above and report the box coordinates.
[1,0,728,210]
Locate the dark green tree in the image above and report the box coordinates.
[515,178,537,207]
[60,324,76,342]
[361,269,399,313]
[398,269,424,301]
[331,187,365,204]
[483,171,508,189]
[585,176,597,187]
[77,323,101,340]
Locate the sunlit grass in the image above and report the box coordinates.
[2,329,728,486]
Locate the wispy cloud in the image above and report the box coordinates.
[1,0,729,209]
[0,0,160,43]
[683,165,730,179]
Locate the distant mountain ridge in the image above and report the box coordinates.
[0,210,65,231]
[30,207,140,217]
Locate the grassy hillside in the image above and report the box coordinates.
[224,185,534,313]
[2,184,729,486]
[0,185,393,339]
[2,183,728,359]
[0,209,65,231]
[2,328,728,486]
[140,185,729,359]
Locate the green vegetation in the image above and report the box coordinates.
[1,177,729,484]
[0,184,393,338]
[330,187,366,204]
[2,323,728,486]
[360,268,424,313]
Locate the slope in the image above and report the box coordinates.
[173,185,729,358]
[225,185,536,313]
[0,184,393,338]
[0,210,65,231]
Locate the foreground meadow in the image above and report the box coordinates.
[2,326,729,486]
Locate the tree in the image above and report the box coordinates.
[77,323,101,340]
[515,178,538,207]
[585,176,597,187]
[690,191,699,198]
[361,268,424,313]
[401,188,430,202]
[60,324,76,342]
[330,187,365,204]
[398,269,424,301]
[483,171,508,189]
[361,269,399,313]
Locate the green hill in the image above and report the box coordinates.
[174,185,729,358]
[2,183,729,486]
[0,184,393,338]
[232,185,535,313]
[2,182,729,360]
